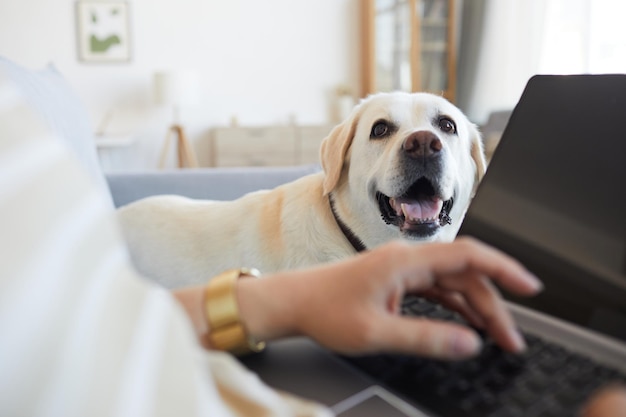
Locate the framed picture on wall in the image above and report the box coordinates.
[76,1,131,63]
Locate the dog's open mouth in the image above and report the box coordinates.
[377,178,453,237]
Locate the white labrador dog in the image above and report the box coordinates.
[117,92,486,287]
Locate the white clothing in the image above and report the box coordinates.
[0,65,331,417]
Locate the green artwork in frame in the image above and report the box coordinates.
[76,1,131,63]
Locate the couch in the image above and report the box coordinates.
[106,164,322,208]
[0,55,322,209]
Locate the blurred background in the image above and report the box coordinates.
[1,0,625,170]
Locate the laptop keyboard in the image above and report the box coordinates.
[341,296,626,417]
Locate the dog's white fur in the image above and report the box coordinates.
[117,92,486,288]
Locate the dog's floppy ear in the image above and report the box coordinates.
[320,107,361,196]
[469,123,487,192]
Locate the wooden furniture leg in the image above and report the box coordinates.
[159,124,199,169]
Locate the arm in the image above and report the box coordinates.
[174,237,542,360]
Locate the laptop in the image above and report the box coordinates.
[240,74,626,417]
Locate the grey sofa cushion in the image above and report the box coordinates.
[107,164,322,208]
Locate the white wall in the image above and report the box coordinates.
[461,0,626,125]
[0,0,360,169]
[461,0,547,124]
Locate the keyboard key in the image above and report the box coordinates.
[505,385,536,408]
[460,390,498,413]
[479,372,511,393]
[519,368,552,392]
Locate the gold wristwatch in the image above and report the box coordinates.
[204,267,266,355]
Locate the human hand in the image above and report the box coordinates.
[581,385,626,417]
[238,237,542,360]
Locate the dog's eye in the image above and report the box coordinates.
[438,117,457,134]
[371,121,391,139]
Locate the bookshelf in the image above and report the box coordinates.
[361,0,457,102]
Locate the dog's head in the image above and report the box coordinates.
[320,91,486,246]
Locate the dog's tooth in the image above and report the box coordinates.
[400,203,409,219]
[390,198,402,216]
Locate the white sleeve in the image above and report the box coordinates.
[0,71,331,417]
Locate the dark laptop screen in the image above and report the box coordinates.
[458,74,626,342]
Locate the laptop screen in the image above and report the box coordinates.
[458,74,626,342]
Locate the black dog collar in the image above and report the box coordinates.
[329,194,367,253]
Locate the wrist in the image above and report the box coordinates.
[237,270,301,343]
[174,269,304,353]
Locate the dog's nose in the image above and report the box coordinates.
[403,131,442,159]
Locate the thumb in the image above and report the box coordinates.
[375,315,483,360]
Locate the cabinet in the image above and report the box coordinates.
[94,134,136,172]
[210,125,334,167]
[361,0,457,102]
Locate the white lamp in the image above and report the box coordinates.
[153,71,200,168]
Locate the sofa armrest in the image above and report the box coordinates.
[106,164,322,208]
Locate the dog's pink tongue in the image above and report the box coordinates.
[391,198,443,221]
